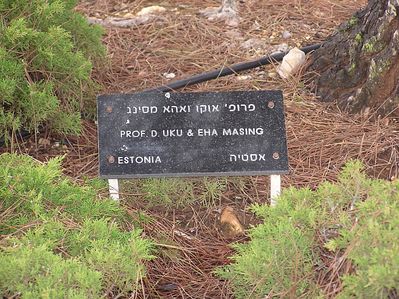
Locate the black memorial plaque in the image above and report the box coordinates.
[97,90,288,178]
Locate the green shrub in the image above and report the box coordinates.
[123,177,227,208]
[326,168,399,298]
[219,161,399,298]
[0,0,105,143]
[217,187,323,298]
[0,153,123,234]
[0,153,154,297]
[198,177,226,207]
[141,178,196,207]
[66,219,152,295]
[0,245,102,299]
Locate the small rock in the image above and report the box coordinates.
[268,71,277,78]
[277,47,306,79]
[225,17,240,27]
[241,38,264,49]
[225,29,244,40]
[220,206,244,238]
[163,72,176,79]
[236,75,252,81]
[137,6,166,16]
[271,43,289,54]
[122,12,135,18]
[200,6,239,26]
[173,230,193,240]
[38,138,51,146]
[282,30,292,39]
[200,6,219,18]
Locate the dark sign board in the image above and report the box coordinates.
[97,91,288,178]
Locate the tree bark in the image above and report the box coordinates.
[308,0,399,117]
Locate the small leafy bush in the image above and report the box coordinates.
[327,165,399,298]
[141,178,196,207]
[218,188,323,298]
[67,219,151,294]
[0,154,122,234]
[124,177,227,208]
[0,153,153,297]
[0,0,105,143]
[198,177,226,207]
[219,161,399,298]
[0,245,102,299]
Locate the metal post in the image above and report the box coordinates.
[270,175,281,206]
[108,179,120,200]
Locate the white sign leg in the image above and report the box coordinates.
[108,179,120,200]
[270,175,281,206]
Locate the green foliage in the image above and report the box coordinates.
[141,178,196,207]
[0,153,154,297]
[348,16,358,27]
[348,62,357,75]
[218,187,322,298]
[354,33,363,45]
[66,219,153,295]
[361,36,385,54]
[219,161,399,298]
[123,177,227,208]
[329,169,399,298]
[0,0,105,144]
[0,245,102,299]
[198,177,226,207]
[0,153,123,234]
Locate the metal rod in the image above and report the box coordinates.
[144,44,321,93]
[108,179,120,200]
[270,175,281,206]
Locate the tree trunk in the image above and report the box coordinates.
[308,0,399,117]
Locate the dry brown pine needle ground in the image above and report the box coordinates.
[21,0,397,186]
[4,0,399,298]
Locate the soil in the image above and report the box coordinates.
[3,0,399,298]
